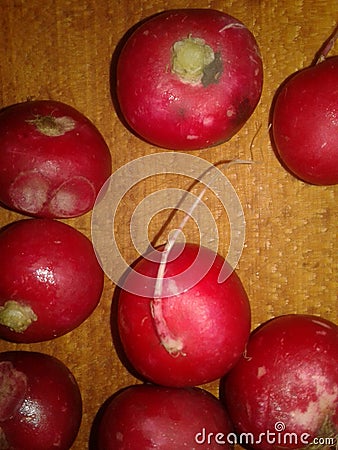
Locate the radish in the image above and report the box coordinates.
[116,159,251,387]
[0,218,104,343]
[0,100,112,218]
[117,241,250,387]
[271,26,338,185]
[0,351,82,450]
[116,8,263,150]
[221,314,338,450]
[96,384,233,449]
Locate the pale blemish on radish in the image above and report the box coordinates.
[116,432,124,442]
[141,316,149,327]
[218,22,247,33]
[10,172,96,217]
[203,116,214,126]
[289,376,337,430]
[49,176,95,218]
[311,319,333,330]
[316,330,328,336]
[257,366,267,379]
[9,171,49,214]
[34,267,56,285]
[186,135,199,140]
[0,361,27,421]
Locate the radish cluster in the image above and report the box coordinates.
[0,100,111,340]
[0,100,110,445]
[0,7,337,450]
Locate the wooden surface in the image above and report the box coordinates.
[0,1,337,449]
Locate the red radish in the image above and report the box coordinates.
[116,159,251,387]
[97,384,233,449]
[0,218,104,343]
[271,27,338,185]
[117,242,251,387]
[221,314,338,450]
[116,8,263,150]
[0,351,82,450]
[0,100,112,218]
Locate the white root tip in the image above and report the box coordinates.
[150,158,253,356]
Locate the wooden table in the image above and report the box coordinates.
[0,1,337,449]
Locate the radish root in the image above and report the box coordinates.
[315,24,338,64]
[150,159,253,356]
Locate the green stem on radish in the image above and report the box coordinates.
[171,35,223,87]
[26,115,76,136]
[0,301,37,333]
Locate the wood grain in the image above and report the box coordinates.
[0,1,337,449]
